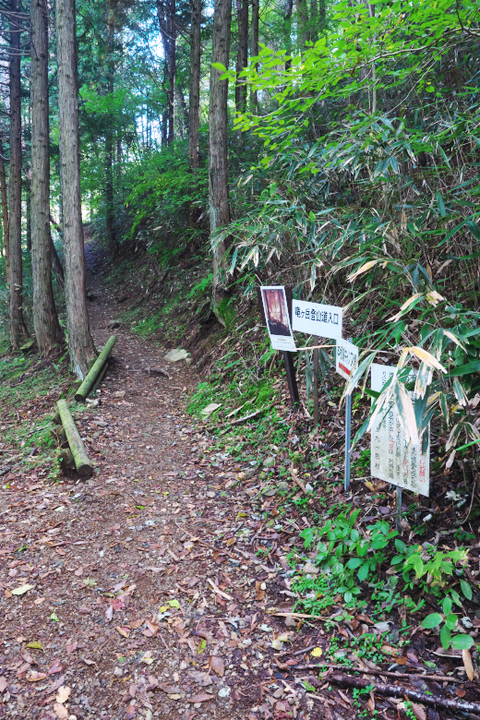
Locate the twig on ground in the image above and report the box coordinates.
[327,673,480,713]
[291,663,464,683]
[207,578,233,601]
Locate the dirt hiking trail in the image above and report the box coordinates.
[0,243,329,720]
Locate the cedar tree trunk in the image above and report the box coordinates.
[56,0,97,378]
[157,0,176,144]
[8,0,28,348]
[209,0,232,311]
[0,140,9,285]
[250,0,259,112]
[188,0,202,170]
[235,0,248,115]
[31,0,63,355]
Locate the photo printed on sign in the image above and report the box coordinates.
[260,286,296,352]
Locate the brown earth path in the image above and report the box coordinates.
[0,244,326,720]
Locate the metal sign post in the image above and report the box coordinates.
[396,486,402,532]
[345,392,352,492]
[313,336,319,426]
[335,339,358,494]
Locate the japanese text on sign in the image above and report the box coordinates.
[336,339,358,384]
[370,363,430,496]
[292,299,343,340]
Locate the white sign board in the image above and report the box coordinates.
[292,299,343,340]
[260,286,296,352]
[370,363,429,496]
[336,339,359,384]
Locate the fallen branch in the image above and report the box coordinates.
[218,401,281,434]
[327,673,480,713]
[268,612,322,620]
[291,663,464,683]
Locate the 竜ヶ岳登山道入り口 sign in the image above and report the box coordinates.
[292,299,343,340]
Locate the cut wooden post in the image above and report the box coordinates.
[75,335,116,401]
[56,399,93,478]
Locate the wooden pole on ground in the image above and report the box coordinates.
[91,359,108,394]
[75,335,116,401]
[56,399,93,477]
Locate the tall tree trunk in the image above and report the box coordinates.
[235,0,248,115]
[175,85,188,139]
[26,174,32,253]
[295,0,310,49]
[283,0,293,71]
[56,0,97,378]
[105,1,116,253]
[157,0,176,144]
[31,0,63,355]
[0,140,9,286]
[209,0,232,313]
[8,0,28,349]
[250,0,259,112]
[319,0,325,29]
[188,0,202,170]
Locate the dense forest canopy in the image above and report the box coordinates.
[0,0,479,454]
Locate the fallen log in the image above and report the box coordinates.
[92,360,108,394]
[328,673,480,714]
[75,336,116,401]
[56,400,93,478]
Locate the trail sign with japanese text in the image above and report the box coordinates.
[370,363,430,496]
[336,339,359,385]
[292,299,343,340]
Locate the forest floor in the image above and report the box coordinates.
[1,242,480,720]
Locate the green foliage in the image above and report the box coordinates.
[188,273,213,299]
[421,600,476,651]
[294,506,473,616]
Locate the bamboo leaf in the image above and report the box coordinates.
[347,260,380,282]
[407,346,447,373]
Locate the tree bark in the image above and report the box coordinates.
[157,0,176,144]
[283,0,293,70]
[209,0,232,312]
[188,0,202,170]
[175,85,188,139]
[250,0,259,112]
[0,140,9,286]
[295,0,310,49]
[8,0,28,349]
[105,0,117,252]
[31,0,63,355]
[56,0,97,378]
[235,0,249,115]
